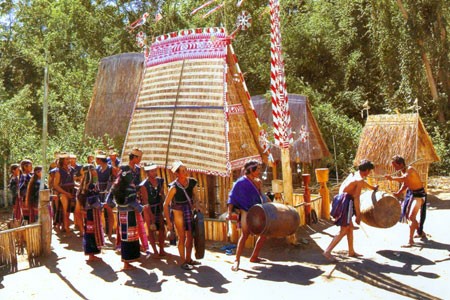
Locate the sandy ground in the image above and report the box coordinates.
[1,178,449,300]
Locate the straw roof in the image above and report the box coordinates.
[121,27,266,176]
[251,94,330,163]
[84,53,145,143]
[354,113,440,166]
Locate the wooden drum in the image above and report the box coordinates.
[247,202,300,237]
[360,190,401,228]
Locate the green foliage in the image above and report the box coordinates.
[311,103,362,175]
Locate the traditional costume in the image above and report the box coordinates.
[400,187,427,234]
[82,184,105,255]
[227,176,264,212]
[58,166,76,213]
[170,178,197,231]
[26,177,42,223]
[96,163,114,234]
[330,193,354,226]
[18,172,33,222]
[109,169,143,262]
[140,177,165,230]
[9,175,20,222]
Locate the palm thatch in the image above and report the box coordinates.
[121,27,266,176]
[84,53,145,145]
[251,94,330,163]
[354,113,440,190]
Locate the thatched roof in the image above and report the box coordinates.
[354,113,440,166]
[85,53,145,143]
[121,28,266,176]
[251,94,330,163]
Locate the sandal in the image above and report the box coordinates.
[181,263,193,271]
[187,260,201,266]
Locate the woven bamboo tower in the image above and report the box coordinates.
[121,27,267,214]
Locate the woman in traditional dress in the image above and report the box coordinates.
[164,161,203,271]
[77,164,104,262]
[25,166,44,223]
[9,164,21,223]
[140,163,166,257]
[109,165,143,270]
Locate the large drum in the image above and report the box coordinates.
[360,190,401,228]
[247,202,300,238]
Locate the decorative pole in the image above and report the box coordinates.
[270,0,293,206]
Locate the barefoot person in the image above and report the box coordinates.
[227,159,267,272]
[140,163,166,257]
[95,151,115,241]
[164,161,203,271]
[323,159,377,261]
[53,153,76,233]
[385,155,427,247]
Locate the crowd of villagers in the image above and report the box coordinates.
[8,148,205,270]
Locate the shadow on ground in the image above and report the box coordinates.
[335,258,442,300]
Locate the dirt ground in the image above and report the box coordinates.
[1,177,449,300]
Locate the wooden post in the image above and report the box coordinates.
[271,161,277,180]
[39,189,52,256]
[315,168,330,220]
[207,175,215,218]
[302,174,311,224]
[281,148,293,206]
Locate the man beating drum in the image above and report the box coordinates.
[385,155,427,247]
[323,159,377,261]
[227,159,267,272]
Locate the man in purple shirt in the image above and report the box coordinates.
[227,159,267,271]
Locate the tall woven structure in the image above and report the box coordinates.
[121,28,267,212]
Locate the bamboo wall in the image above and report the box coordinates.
[0,223,42,271]
[204,194,322,248]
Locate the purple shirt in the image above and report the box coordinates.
[227,176,263,211]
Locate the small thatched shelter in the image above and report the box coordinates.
[85,53,145,146]
[121,27,267,215]
[354,113,440,191]
[252,94,330,163]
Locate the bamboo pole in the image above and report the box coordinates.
[39,189,52,256]
[281,148,293,206]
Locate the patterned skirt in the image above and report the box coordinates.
[119,210,140,262]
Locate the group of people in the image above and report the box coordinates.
[9,160,44,225]
[322,155,427,261]
[8,150,427,271]
[8,148,206,271]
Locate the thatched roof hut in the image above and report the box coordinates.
[354,113,440,190]
[84,53,145,145]
[121,27,267,214]
[251,94,330,163]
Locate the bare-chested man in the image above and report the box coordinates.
[53,153,76,233]
[323,159,377,261]
[385,155,426,247]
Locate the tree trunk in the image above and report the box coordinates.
[395,0,440,116]
[436,10,450,123]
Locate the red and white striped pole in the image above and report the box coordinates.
[269,0,293,206]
